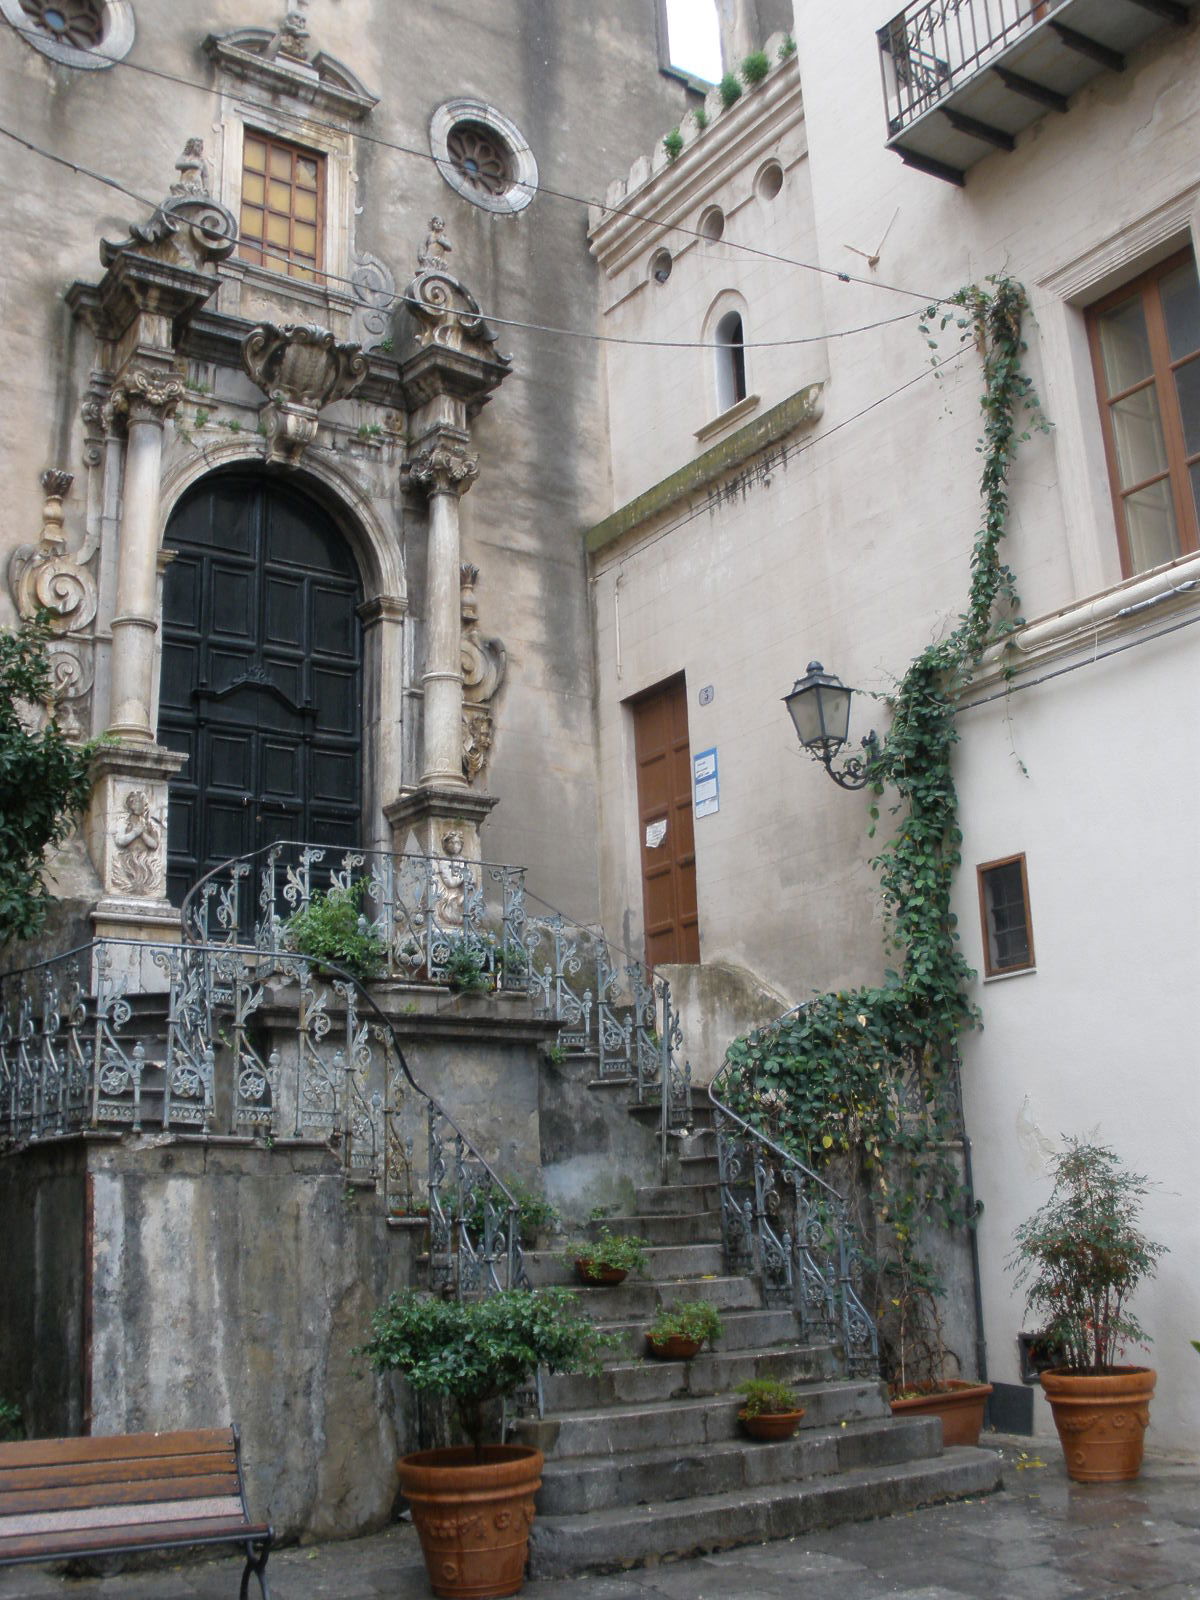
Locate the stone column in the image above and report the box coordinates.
[409,444,478,789]
[106,370,183,742]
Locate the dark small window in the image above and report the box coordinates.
[977,854,1035,976]
[715,310,747,412]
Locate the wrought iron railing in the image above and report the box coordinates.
[0,936,527,1298]
[878,0,1059,136]
[182,845,692,1148]
[709,1036,878,1378]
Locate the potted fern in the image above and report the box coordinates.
[563,1227,649,1285]
[1009,1139,1166,1482]
[645,1300,722,1360]
[735,1377,805,1440]
[360,1287,603,1598]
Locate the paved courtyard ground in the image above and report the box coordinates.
[1,1437,1196,1599]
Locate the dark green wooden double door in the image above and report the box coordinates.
[159,473,364,906]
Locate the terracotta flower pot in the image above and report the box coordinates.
[645,1333,702,1360]
[888,1379,994,1447]
[1040,1366,1156,1482]
[738,1408,805,1441]
[574,1259,627,1285]
[396,1443,544,1599]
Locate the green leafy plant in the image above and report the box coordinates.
[194,408,211,429]
[718,72,742,109]
[442,934,490,993]
[663,128,683,163]
[741,50,770,84]
[0,617,96,945]
[356,423,383,441]
[497,939,528,984]
[1009,1140,1166,1373]
[723,279,1046,1389]
[564,1226,649,1279]
[377,336,395,354]
[284,878,386,979]
[544,1042,567,1066]
[647,1300,723,1347]
[224,419,242,433]
[359,1287,604,1455]
[693,104,708,131]
[0,1398,23,1442]
[734,1377,799,1417]
[779,34,796,61]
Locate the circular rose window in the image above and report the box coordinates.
[430,99,538,216]
[3,0,133,66]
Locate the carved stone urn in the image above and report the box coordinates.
[242,323,367,465]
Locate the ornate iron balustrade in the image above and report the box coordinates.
[878,0,1057,135]
[182,841,529,993]
[0,937,527,1298]
[709,1041,878,1378]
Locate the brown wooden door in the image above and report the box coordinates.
[631,677,700,968]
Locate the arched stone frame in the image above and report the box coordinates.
[156,441,408,857]
[702,290,752,420]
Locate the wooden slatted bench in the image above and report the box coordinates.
[0,1426,273,1597]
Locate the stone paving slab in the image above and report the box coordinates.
[0,1438,1196,1599]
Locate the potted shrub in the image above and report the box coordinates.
[882,1252,992,1447]
[359,1287,604,1598]
[735,1377,806,1440]
[564,1226,649,1285]
[645,1300,723,1360]
[1009,1139,1167,1482]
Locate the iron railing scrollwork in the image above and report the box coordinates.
[878,0,1060,136]
[709,1052,878,1378]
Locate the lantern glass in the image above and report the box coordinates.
[784,663,853,753]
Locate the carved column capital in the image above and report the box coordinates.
[408,445,479,497]
[110,368,185,426]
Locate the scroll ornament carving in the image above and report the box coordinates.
[408,446,479,498]
[405,217,511,365]
[459,562,506,785]
[9,470,98,638]
[111,789,165,898]
[242,323,368,466]
[100,138,237,270]
[350,248,397,351]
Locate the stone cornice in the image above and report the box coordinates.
[67,254,218,342]
[585,383,823,556]
[589,52,803,278]
[203,31,378,121]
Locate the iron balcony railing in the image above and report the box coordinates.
[879,0,1061,136]
[709,1030,878,1378]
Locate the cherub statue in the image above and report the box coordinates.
[417,216,453,272]
[170,138,210,199]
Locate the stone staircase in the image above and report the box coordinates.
[514,1102,1002,1578]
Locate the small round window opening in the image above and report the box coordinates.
[4,0,132,66]
[699,206,725,242]
[430,99,538,216]
[756,161,784,201]
[650,249,673,285]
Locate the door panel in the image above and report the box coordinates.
[631,677,700,968]
[160,473,363,906]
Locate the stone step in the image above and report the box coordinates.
[678,1153,719,1184]
[535,1413,943,1516]
[527,1448,1004,1578]
[593,1303,804,1357]
[590,1210,723,1245]
[540,1341,835,1411]
[524,1242,727,1287]
[512,1379,887,1460]
[636,1181,721,1214]
[558,1274,763,1323]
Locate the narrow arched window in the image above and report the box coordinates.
[715,311,747,413]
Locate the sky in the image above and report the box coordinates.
[664,0,723,82]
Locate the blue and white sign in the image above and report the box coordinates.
[693,747,719,819]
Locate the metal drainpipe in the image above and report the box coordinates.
[960,1125,989,1385]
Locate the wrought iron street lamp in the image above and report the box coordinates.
[783,662,879,791]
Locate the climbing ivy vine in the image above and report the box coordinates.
[724,278,1047,1382]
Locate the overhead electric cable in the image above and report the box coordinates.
[3,20,952,307]
[0,121,927,351]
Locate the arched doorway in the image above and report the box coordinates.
[159,471,364,905]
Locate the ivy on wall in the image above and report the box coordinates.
[725,278,1047,1376]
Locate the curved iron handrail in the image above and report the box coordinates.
[708,1016,878,1377]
